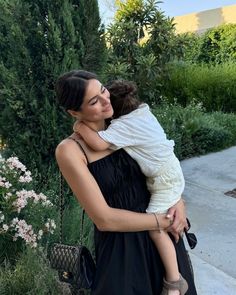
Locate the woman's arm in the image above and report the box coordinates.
[55,140,185,235]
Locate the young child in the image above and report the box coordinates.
[74,80,188,295]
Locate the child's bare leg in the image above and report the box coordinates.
[150,229,182,295]
[149,229,179,282]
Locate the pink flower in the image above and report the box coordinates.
[1,155,56,248]
[0,176,12,188]
[6,157,26,172]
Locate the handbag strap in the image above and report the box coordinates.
[59,172,85,245]
[59,136,89,244]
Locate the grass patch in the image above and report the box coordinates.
[0,247,62,295]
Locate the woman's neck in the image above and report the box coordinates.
[82,120,105,131]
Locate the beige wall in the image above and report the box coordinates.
[174,4,236,34]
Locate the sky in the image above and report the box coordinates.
[98,0,236,25]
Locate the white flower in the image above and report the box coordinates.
[13,235,18,241]
[43,200,53,207]
[44,218,56,234]
[18,170,32,183]
[38,193,47,201]
[0,214,4,223]
[4,192,12,200]
[11,217,19,225]
[51,220,56,229]
[2,224,9,231]
[19,175,32,183]
[4,181,12,188]
[37,229,43,240]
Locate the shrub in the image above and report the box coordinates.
[0,155,56,263]
[0,247,62,295]
[197,24,236,64]
[162,62,236,112]
[152,101,236,159]
[105,0,182,105]
[176,24,236,64]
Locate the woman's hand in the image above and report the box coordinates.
[166,199,188,242]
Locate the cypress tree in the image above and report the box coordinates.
[0,0,106,180]
[75,0,107,73]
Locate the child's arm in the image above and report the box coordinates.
[74,121,111,151]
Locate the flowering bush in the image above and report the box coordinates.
[0,155,56,249]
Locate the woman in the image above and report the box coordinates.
[55,70,197,295]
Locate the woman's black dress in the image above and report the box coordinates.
[88,149,197,295]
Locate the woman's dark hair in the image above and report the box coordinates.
[106,80,142,119]
[55,70,97,111]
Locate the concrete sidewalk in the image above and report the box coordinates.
[181,146,236,295]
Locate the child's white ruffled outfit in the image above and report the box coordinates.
[98,103,185,213]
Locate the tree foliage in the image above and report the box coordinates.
[76,0,107,73]
[198,24,236,64]
[162,62,236,112]
[0,0,106,179]
[164,25,236,113]
[105,0,182,105]
[177,24,236,64]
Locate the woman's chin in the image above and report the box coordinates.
[104,109,114,118]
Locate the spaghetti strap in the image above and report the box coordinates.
[68,136,89,164]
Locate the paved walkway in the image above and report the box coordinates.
[181,146,236,295]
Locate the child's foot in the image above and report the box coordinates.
[161,274,188,295]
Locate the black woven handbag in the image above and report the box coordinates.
[48,173,96,292]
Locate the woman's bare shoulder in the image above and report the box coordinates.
[55,137,85,163]
[56,137,74,152]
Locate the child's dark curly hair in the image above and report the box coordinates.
[106,80,142,119]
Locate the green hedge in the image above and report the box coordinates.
[152,102,236,160]
[177,24,236,64]
[162,62,236,112]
